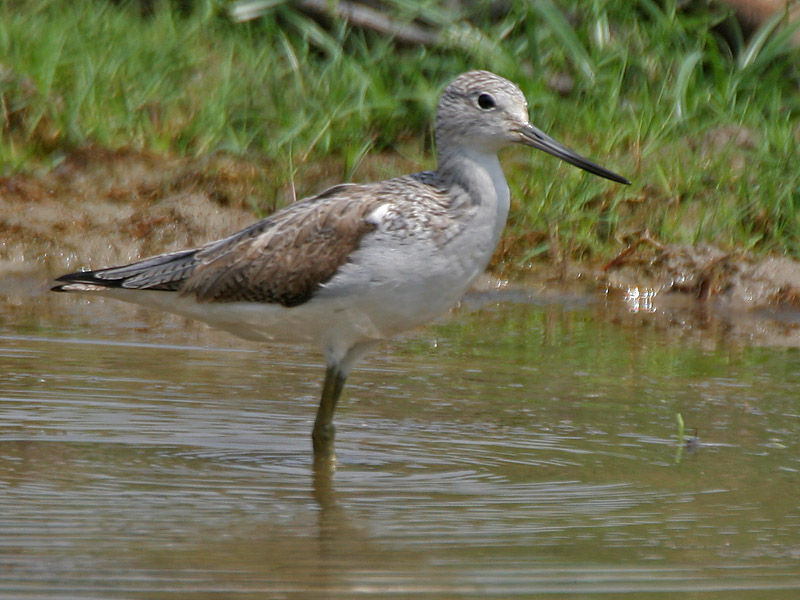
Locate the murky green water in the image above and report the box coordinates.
[2,278,800,598]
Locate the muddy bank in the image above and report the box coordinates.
[3,147,800,328]
[0,147,272,276]
[557,239,800,312]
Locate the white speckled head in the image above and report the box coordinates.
[435,70,530,153]
[435,70,630,184]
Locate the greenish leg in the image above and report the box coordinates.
[312,364,347,460]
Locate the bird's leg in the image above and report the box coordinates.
[312,364,347,460]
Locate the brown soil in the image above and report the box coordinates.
[0,147,271,275]
[507,242,800,347]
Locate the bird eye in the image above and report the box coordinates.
[477,93,496,110]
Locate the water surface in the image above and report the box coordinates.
[2,278,800,598]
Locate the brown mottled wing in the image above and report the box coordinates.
[179,184,385,307]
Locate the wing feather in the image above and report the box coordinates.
[52,248,199,292]
[180,185,384,306]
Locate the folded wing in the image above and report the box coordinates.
[53,183,386,308]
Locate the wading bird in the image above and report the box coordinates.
[53,71,629,461]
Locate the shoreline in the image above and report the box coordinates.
[4,146,800,322]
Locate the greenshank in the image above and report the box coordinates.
[52,71,629,461]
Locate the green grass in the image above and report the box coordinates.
[2,0,800,264]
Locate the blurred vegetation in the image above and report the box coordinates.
[1,0,800,265]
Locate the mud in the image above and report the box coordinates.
[506,241,800,348]
[0,147,268,275]
[597,240,800,309]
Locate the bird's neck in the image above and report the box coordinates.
[436,144,511,250]
[437,145,508,205]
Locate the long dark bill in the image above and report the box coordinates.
[518,123,630,185]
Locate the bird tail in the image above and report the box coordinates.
[51,249,199,293]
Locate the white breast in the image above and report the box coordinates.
[316,149,512,347]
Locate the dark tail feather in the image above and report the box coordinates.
[52,249,199,292]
